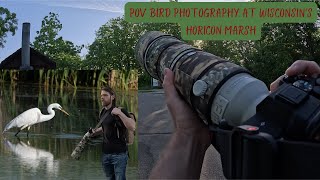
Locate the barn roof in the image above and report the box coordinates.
[0,47,56,69]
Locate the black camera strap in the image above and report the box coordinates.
[96,108,111,129]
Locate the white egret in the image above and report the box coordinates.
[2,103,69,137]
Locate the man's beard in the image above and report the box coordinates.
[102,100,110,107]
[102,96,112,107]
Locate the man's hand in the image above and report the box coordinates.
[163,68,210,136]
[88,127,94,134]
[111,107,122,116]
[89,127,103,137]
[270,60,320,92]
[112,107,136,131]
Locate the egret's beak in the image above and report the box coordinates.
[60,109,70,116]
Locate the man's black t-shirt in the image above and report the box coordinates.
[100,106,130,154]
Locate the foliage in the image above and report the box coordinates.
[84,15,181,89]
[54,53,82,69]
[138,71,152,89]
[32,12,83,69]
[0,7,18,48]
[202,40,256,65]
[139,21,181,39]
[202,22,320,86]
[0,69,138,91]
[244,23,320,84]
[84,16,181,71]
[84,16,139,70]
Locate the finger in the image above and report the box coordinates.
[163,68,180,127]
[163,68,179,101]
[285,60,320,76]
[270,74,285,92]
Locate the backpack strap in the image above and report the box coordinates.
[129,112,136,121]
[128,112,136,136]
[95,108,111,129]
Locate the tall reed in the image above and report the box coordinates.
[1,69,138,91]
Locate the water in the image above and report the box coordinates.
[0,83,138,179]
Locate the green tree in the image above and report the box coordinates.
[201,0,320,85]
[0,7,18,48]
[85,16,141,71]
[85,16,181,88]
[243,0,320,84]
[199,0,320,86]
[85,16,181,70]
[202,23,320,86]
[32,12,83,69]
[202,40,256,65]
[140,22,181,38]
[246,23,320,84]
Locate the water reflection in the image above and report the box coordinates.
[3,137,59,176]
[0,82,138,179]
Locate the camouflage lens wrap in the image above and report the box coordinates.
[145,37,181,79]
[71,132,91,160]
[135,31,178,79]
[135,31,250,124]
[135,31,164,69]
[179,52,248,123]
[158,43,199,82]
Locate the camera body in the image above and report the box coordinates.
[135,31,320,179]
[212,75,320,178]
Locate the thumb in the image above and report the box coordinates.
[270,74,285,92]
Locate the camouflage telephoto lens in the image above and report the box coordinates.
[135,31,269,126]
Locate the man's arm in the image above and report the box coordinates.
[90,127,103,137]
[150,129,210,179]
[111,108,136,131]
[149,68,211,179]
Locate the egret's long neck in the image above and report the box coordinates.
[39,105,56,123]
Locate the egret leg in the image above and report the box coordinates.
[27,126,31,137]
[19,125,29,137]
[15,129,21,137]
[16,136,21,142]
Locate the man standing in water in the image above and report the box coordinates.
[91,86,136,180]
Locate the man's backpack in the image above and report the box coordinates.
[126,112,136,145]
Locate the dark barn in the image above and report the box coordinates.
[0,22,56,70]
[0,47,56,70]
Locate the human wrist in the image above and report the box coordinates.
[175,124,211,143]
[174,128,211,150]
[152,129,211,179]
